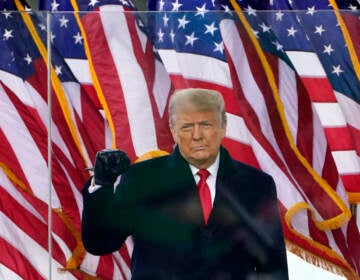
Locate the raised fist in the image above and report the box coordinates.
[93,149,130,186]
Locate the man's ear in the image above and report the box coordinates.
[170,127,178,144]
[221,124,227,139]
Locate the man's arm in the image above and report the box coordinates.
[81,149,132,255]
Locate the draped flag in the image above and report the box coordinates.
[1,0,360,279]
[0,0,114,278]
[233,0,360,204]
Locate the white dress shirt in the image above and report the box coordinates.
[189,152,220,206]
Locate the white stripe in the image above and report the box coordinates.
[65,58,92,84]
[25,81,74,166]
[278,59,299,144]
[286,51,326,77]
[113,251,131,280]
[81,254,101,277]
[332,151,360,174]
[220,19,283,160]
[225,113,250,145]
[334,90,360,130]
[56,81,92,167]
[157,49,232,88]
[311,105,329,176]
[0,169,45,223]
[313,102,347,127]
[0,264,23,280]
[153,59,171,117]
[100,5,158,156]
[58,160,83,216]
[0,213,77,280]
[0,71,33,106]
[0,84,61,208]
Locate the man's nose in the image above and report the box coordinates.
[192,124,203,139]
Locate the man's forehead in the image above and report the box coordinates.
[175,110,218,122]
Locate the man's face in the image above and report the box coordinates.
[171,108,226,169]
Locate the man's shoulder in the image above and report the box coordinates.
[221,147,273,181]
[125,153,172,175]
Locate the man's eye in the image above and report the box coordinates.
[180,125,193,131]
[202,123,212,128]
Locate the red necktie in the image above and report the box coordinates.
[197,169,212,224]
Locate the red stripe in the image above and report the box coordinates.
[82,12,137,159]
[0,237,44,280]
[222,137,260,169]
[301,77,337,102]
[340,174,360,193]
[348,125,360,154]
[324,127,355,151]
[295,75,314,164]
[96,254,115,279]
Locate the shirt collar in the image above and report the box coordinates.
[189,152,220,178]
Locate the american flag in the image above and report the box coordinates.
[1,0,360,279]
[234,0,360,204]
[0,0,120,278]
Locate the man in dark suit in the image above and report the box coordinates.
[82,88,288,279]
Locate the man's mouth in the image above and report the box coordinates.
[191,146,206,151]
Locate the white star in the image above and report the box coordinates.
[213,41,224,54]
[3,29,13,40]
[50,0,60,11]
[50,32,56,43]
[185,32,198,46]
[178,15,190,29]
[349,4,357,11]
[272,41,283,51]
[157,28,164,42]
[24,53,32,65]
[38,23,46,31]
[306,6,316,16]
[196,3,208,17]
[259,22,271,33]
[314,25,325,35]
[252,28,259,38]
[172,0,182,11]
[323,44,334,55]
[332,65,343,76]
[275,10,284,21]
[88,0,99,7]
[221,5,232,14]
[24,6,32,13]
[54,65,62,75]
[245,5,257,16]
[158,0,165,11]
[170,29,175,43]
[162,13,169,27]
[2,9,12,19]
[73,32,83,44]
[59,15,69,28]
[287,26,297,37]
[204,22,218,36]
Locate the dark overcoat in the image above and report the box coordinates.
[82,146,288,279]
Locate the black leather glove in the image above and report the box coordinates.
[93,149,130,186]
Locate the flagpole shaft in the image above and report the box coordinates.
[46,11,53,280]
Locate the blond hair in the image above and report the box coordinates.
[168,88,227,128]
